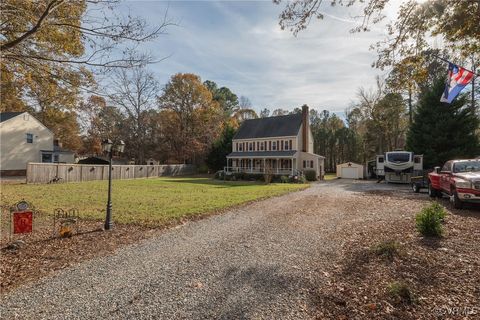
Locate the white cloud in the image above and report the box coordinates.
[116,0,398,114]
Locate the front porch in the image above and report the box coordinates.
[225,158,297,176]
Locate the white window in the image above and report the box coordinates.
[238,143,243,151]
[272,141,277,151]
[26,133,33,143]
[249,142,253,151]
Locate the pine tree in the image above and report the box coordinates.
[406,78,479,169]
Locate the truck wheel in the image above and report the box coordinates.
[412,183,420,193]
[428,183,437,198]
[450,190,464,209]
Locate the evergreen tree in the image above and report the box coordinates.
[406,78,479,169]
[205,125,237,171]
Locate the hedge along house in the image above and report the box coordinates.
[226,105,325,179]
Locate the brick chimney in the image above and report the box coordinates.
[301,104,309,152]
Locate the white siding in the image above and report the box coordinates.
[0,113,53,171]
[336,162,364,179]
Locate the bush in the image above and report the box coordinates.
[371,240,399,260]
[297,175,307,184]
[214,171,224,180]
[280,175,289,183]
[388,281,416,304]
[415,202,446,237]
[233,172,245,180]
[304,170,317,181]
[198,164,209,174]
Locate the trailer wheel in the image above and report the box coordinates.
[412,183,420,193]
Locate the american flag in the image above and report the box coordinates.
[440,63,474,104]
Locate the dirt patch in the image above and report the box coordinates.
[312,200,480,319]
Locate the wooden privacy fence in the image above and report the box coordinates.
[26,163,196,184]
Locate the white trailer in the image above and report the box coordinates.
[375,151,423,183]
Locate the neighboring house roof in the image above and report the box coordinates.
[233,113,302,140]
[0,111,54,135]
[77,157,110,165]
[300,152,326,159]
[227,151,297,158]
[0,112,24,123]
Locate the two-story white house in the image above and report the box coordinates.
[226,105,325,179]
[0,111,75,176]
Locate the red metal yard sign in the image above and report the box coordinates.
[13,211,33,234]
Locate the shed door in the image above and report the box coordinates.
[341,167,358,179]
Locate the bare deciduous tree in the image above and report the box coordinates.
[107,66,159,164]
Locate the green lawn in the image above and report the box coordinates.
[1,177,308,226]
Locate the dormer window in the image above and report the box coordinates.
[238,143,243,152]
[272,141,277,151]
[249,142,253,151]
[260,142,264,151]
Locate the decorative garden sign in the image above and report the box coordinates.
[53,208,79,238]
[11,200,33,234]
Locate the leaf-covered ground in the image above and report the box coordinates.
[313,190,480,319]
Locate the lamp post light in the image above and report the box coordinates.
[102,139,125,230]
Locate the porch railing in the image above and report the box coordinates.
[224,166,298,176]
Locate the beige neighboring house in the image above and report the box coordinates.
[0,112,74,176]
[226,105,325,179]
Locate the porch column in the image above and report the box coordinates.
[250,158,253,173]
[276,158,279,174]
[263,158,266,173]
[291,158,294,175]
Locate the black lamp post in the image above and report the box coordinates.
[102,139,125,230]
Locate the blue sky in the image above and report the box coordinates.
[114,1,399,114]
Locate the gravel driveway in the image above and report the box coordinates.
[1,180,417,319]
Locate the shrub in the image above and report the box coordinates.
[304,170,317,181]
[197,164,209,174]
[280,175,289,183]
[388,281,416,304]
[415,202,446,237]
[233,172,245,180]
[429,202,447,221]
[214,170,224,180]
[297,175,307,184]
[371,240,399,260]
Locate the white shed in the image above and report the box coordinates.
[336,162,364,179]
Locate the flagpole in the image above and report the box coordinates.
[473,55,476,112]
[432,54,480,77]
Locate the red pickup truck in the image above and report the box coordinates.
[428,159,480,208]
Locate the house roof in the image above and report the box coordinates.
[233,113,302,140]
[0,112,24,123]
[227,151,297,158]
